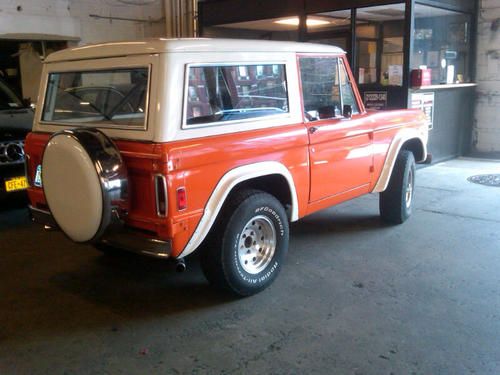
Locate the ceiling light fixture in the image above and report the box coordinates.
[274,17,330,27]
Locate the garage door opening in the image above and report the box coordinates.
[0,40,69,104]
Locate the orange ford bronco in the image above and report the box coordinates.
[25,38,428,296]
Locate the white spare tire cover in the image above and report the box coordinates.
[42,128,127,243]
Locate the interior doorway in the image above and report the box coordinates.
[0,40,68,103]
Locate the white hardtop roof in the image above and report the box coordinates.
[45,38,345,63]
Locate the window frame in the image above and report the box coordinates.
[181,62,290,130]
[339,58,360,115]
[39,64,152,131]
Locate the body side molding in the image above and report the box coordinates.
[372,128,427,193]
[178,161,299,258]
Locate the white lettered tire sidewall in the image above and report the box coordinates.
[222,194,289,295]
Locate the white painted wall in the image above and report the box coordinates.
[0,0,79,40]
[0,0,165,43]
[0,0,166,101]
[69,0,166,44]
[475,0,500,153]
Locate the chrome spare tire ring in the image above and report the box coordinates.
[42,128,128,243]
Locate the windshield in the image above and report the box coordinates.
[41,67,149,128]
[0,80,23,110]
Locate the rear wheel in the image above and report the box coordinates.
[379,150,416,224]
[201,190,289,296]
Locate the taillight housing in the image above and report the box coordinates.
[177,187,187,211]
[154,174,167,217]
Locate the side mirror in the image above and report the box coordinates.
[343,104,352,119]
[22,98,32,108]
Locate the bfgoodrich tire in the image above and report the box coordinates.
[201,190,289,296]
[379,150,416,224]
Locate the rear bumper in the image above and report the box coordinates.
[29,205,172,259]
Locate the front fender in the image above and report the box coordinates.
[372,127,427,193]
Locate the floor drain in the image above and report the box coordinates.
[467,174,500,187]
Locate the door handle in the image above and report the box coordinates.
[309,126,318,134]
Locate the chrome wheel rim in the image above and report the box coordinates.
[237,215,276,274]
[405,168,414,209]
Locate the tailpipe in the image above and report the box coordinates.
[175,258,186,273]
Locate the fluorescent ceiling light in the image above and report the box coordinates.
[274,17,330,27]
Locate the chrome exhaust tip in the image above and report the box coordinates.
[175,258,186,273]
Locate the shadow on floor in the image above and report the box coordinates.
[49,251,235,318]
[1,206,388,342]
[292,210,388,236]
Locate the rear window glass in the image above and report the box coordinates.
[185,64,289,126]
[41,68,149,128]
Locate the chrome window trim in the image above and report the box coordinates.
[339,58,360,115]
[181,61,290,130]
[39,64,152,131]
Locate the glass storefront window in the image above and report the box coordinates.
[355,4,406,87]
[412,4,471,85]
[202,17,299,41]
[305,10,352,51]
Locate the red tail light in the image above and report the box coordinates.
[177,187,187,211]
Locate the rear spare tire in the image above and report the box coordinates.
[41,128,127,243]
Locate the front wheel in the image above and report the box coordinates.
[379,150,416,224]
[201,190,289,296]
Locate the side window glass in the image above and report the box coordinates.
[339,60,360,114]
[299,57,341,121]
[185,64,289,126]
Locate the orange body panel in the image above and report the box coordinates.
[25,107,422,258]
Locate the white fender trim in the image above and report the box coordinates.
[372,127,428,193]
[178,161,299,258]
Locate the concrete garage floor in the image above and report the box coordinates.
[1,158,500,375]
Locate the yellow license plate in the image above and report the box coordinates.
[5,176,29,192]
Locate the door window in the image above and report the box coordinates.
[299,56,341,120]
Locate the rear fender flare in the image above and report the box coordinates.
[178,161,299,258]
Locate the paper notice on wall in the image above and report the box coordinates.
[364,91,388,110]
[359,68,365,84]
[446,65,455,84]
[411,92,435,130]
[427,51,439,68]
[388,65,403,86]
